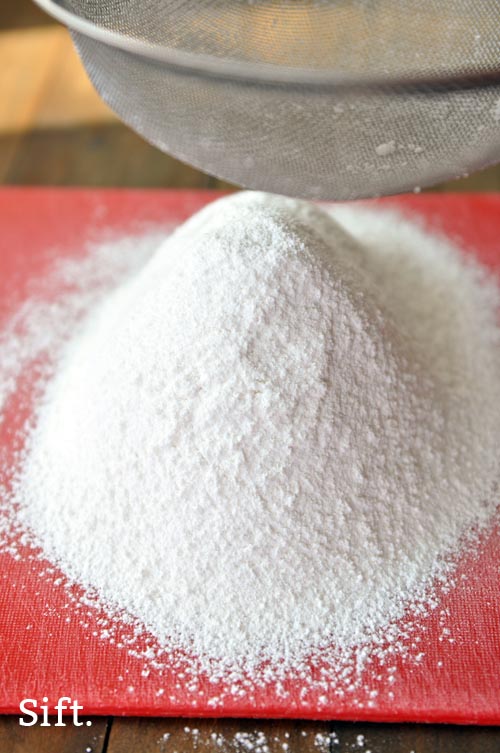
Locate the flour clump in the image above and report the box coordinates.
[13,192,500,671]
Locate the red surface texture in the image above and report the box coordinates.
[0,188,499,723]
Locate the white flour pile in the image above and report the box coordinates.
[3,192,500,682]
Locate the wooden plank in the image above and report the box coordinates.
[0,715,109,753]
[331,721,500,753]
[105,718,332,753]
[0,124,226,188]
[31,33,115,130]
[0,715,498,753]
[431,163,500,193]
[0,0,52,30]
[106,718,500,753]
[0,27,63,181]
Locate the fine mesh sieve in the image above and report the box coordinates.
[34,0,500,200]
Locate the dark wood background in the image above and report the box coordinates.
[0,2,499,751]
[1,716,500,753]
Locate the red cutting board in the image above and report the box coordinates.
[0,188,499,724]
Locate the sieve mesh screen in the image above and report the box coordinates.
[34,0,500,198]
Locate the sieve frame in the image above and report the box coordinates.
[32,0,500,94]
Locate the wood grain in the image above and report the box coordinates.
[0,715,109,753]
[0,716,499,753]
[432,165,500,193]
[0,1,53,30]
[106,718,332,753]
[0,125,229,188]
[105,718,500,753]
[329,721,500,753]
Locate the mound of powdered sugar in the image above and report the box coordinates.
[6,192,500,676]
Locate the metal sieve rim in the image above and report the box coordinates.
[34,0,500,93]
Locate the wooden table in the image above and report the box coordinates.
[0,3,499,751]
[1,716,499,753]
